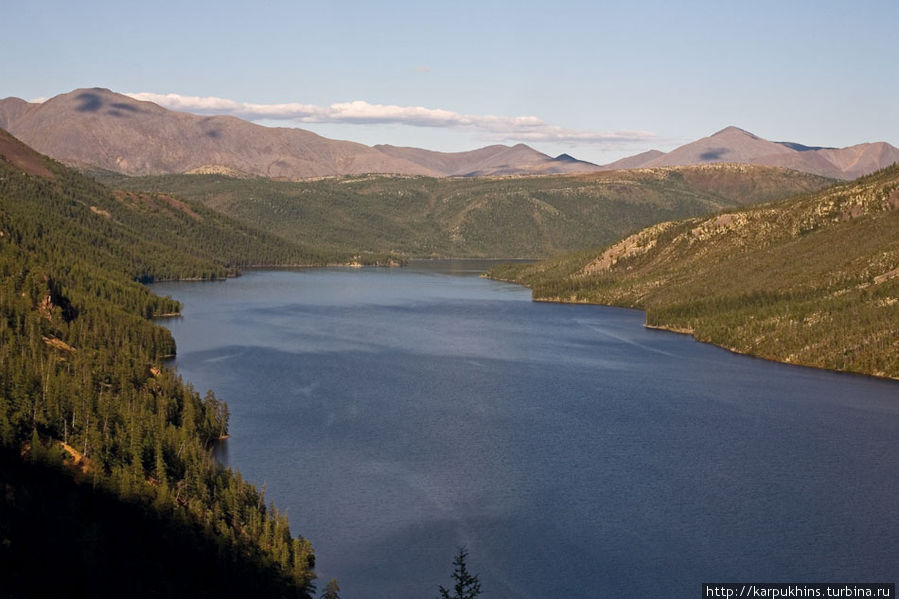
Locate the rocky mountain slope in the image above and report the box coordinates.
[490,165,899,378]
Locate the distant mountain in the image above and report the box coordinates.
[372,143,601,176]
[4,89,894,180]
[597,149,666,170]
[0,88,601,179]
[625,126,899,179]
[0,88,444,179]
[644,126,795,165]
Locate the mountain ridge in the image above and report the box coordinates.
[2,88,896,180]
[103,162,833,260]
[0,88,604,179]
[637,125,899,179]
[0,88,443,179]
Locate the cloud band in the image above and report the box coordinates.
[125,92,655,146]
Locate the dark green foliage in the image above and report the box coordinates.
[0,132,315,593]
[97,165,832,259]
[490,165,899,379]
[438,548,481,599]
[0,448,309,599]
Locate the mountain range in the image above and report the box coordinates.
[1,88,897,180]
[0,88,598,179]
[603,126,899,179]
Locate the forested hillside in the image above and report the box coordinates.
[98,164,832,259]
[490,165,899,379]
[0,130,316,596]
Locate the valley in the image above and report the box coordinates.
[1,85,896,598]
[98,164,832,259]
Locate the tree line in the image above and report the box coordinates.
[0,140,316,595]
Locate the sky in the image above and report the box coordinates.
[2,0,897,164]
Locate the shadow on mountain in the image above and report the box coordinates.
[699,148,729,160]
[776,141,836,152]
[110,102,139,112]
[0,448,310,599]
[75,92,102,112]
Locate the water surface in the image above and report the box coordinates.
[152,262,899,598]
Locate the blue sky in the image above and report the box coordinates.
[3,0,897,163]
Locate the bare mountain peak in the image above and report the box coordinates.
[2,88,442,178]
[619,126,898,179]
[711,126,759,139]
[39,88,160,121]
[0,96,35,129]
[0,96,29,105]
[373,141,600,176]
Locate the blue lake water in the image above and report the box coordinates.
[151,262,899,598]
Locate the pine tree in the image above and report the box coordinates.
[438,547,481,599]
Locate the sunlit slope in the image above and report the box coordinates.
[101,164,832,259]
[491,165,899,378]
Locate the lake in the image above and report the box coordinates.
[151,262,899,598]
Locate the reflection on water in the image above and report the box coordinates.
[152,263,899,599]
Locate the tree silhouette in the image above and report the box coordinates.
[438,547,481,599]
[321,578,340,599]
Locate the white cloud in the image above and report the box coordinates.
[125,92,656,146]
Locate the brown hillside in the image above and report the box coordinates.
[633,126,898,179]
[0,128,55,179]
[374,143,602,176]
[0,88,442,179]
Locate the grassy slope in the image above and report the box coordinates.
[490,165,899,379]
[97,164,832,259]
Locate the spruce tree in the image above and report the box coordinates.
[438,547,481,599]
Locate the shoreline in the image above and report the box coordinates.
[150,266,899,384]
[642,321,899,383]
[486,278,899,384]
